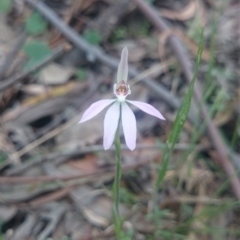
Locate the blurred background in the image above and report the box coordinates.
[0,0,240,239]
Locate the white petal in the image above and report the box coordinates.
[104,102,120,150]
[121,102,136,150]
[79,99,116,123]
[117,47,128,83]
[127,100,165,120]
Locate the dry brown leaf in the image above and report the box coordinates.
[213,95,238,126]
[213,107,234,126]
[0,88,18,111]
[23,82,87,105]
[39,63,74,85]
[179,167,213,193]
[21,84,51,95]
[160,1,196,21]
[67,154,98,173]
[82,208,109,227]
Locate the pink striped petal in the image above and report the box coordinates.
[121,102,136,150]
[79,99,116,123]
[127,100,165,120]
[104,101,120,150]
[117,47,128,83]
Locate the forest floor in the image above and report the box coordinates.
[0,0,240,239]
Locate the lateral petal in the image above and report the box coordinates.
[121,102,136,150]
[117,47,128,83]
[103,101,120,150]
[127,100,165,120]
[79,99,116,123]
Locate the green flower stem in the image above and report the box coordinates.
[114,124,121,215]
[113,117,123,239]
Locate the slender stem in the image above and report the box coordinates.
[114,124,121,215]
[113,112,123,239]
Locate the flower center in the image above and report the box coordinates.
[116,81,128,95]
[114,80,131,102]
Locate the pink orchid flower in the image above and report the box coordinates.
[79,47,165,150]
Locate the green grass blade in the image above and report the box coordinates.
[155,28,204,188]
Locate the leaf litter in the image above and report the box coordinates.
[0,0,240,239]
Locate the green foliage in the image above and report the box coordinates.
[150,30,204,231]
[146,0,156,3]
[187,20,203,44]
[155,28,204,189]
[0,152,7,165]
[25,12,48,36]
[211,66,236,82]
[147,209,188,240]
[154,230,186,240]
[111,27,127,42]
[119,188,136,205]
[0,0,12,13]
[148,209,188,239]
[0,219,3,240]
[137,20,151,36]
[76,68,87,81]
[117,228,134,240]
[0,153,7,172]
[83,30,102,45]
[57,237,70,240]
[178,201,239,236]
[130,20,151,37]
[147,208,170,226]
[112,124,124,239]
[23,41,52,71]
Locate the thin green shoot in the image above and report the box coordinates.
[153,28,204,214]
